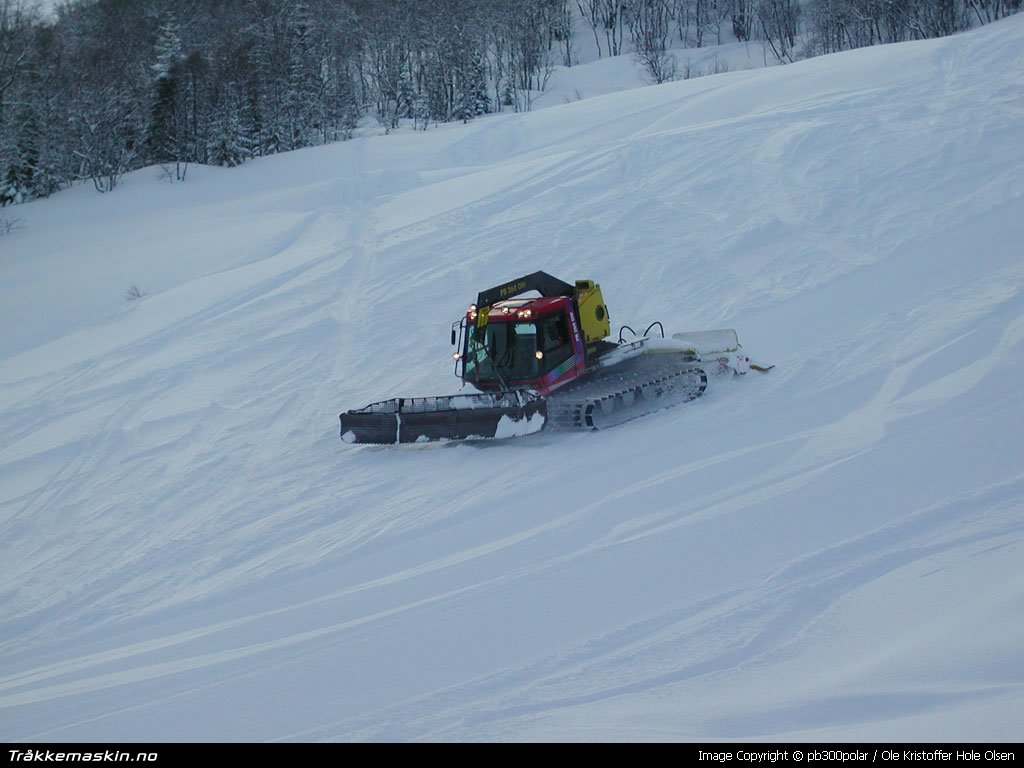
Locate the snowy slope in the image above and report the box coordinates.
[2,17,1024,742]
[532,39,772,110]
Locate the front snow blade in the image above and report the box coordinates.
[340,390,546,445]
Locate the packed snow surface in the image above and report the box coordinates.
[2,17,1024,741]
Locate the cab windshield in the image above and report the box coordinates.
[463,322,538,384]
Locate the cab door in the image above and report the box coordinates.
[537,308,583,391]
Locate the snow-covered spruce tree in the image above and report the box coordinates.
[239,0,328,156]
[148,12,187,178]
[249,5,284,155]
[317,0,362,142]
[207,19,263,164]
[1,102,38,204]
[412,89,429,130]
[396,62,416,121]
[391,0,489,124]
[452,53,489,123]
[470,57,489,117]
[206,106,251,167]
[0,0,40,203]
[0,0,34,125]
[22,20,79,199]
[357,0,409,131]
[283,1,326,150]
[451,64,473,124]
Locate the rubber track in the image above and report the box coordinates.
[545,364,708,431]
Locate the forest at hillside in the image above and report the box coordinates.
[0,0,1019,207]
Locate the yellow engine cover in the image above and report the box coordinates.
[575,280,611,343]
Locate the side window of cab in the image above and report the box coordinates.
[539,313,573,372]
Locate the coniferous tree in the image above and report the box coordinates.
[148,13,185,172]
[1,106,35,205]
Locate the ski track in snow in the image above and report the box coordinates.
[1,17,1024,741]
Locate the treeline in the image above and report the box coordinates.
[0,0,1019,207]
[799,0,1020,60]
[0,0,575,204]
